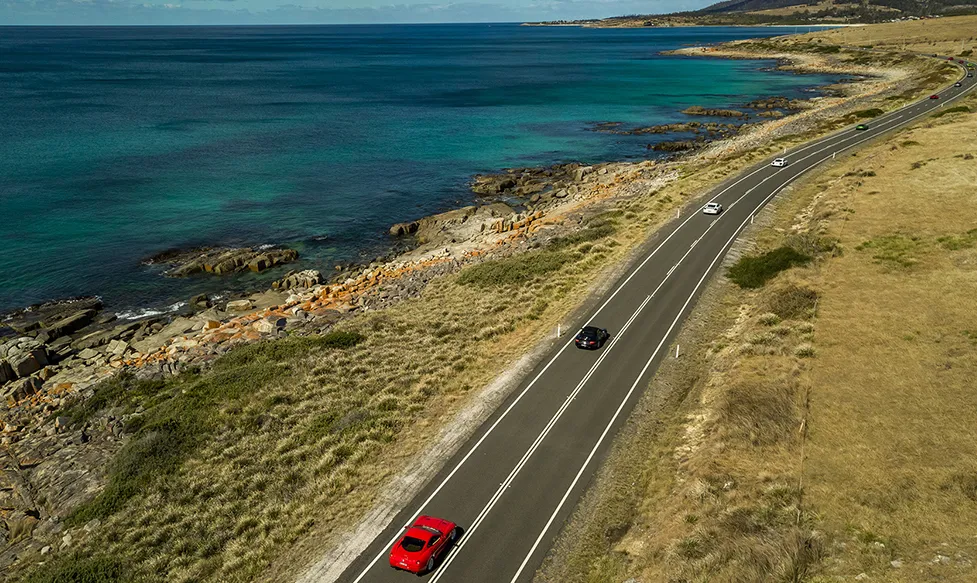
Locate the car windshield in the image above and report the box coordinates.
[401,536,426,553]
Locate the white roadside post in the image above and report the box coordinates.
[557,324,561,338]
[675,344,680,358]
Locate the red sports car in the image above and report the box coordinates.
[930,94,940,99]
[389,515,458,574]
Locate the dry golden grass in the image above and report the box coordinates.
[748,2,894,17]
[802,98,977,582]
[535,43,977,583]
[803,15,977,56]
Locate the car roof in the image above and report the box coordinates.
[705,202,720,206]
[580,325,602,333]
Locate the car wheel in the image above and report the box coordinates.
[426,557,435,574]
[449,528,458,542]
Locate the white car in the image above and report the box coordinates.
[771,158,788,167]
[702,202,723,215]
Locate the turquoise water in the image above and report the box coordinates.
[0,24,839,314]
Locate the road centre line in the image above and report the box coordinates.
[348,64,973,583]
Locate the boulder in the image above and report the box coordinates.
[572,166,593,182]
[226,299,253,312]
[272,270,323,291]
[44,309,97,340]
[0,360,15,384]
[189,294,211,309]
[389,221,419,237]
[10,347,48,378]
[253,317,286,334]
[106,339,129,357]
[71,328,118,351]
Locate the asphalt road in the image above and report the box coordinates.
[338,56,975,583]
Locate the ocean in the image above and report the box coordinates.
[0,24,840,315]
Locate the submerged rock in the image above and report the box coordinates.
[682,105,748,118]
[143,247,299,277]
[0,297,103,337]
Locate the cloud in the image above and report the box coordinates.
[0,0,714,24]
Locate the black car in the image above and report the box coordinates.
[575,326,610,350]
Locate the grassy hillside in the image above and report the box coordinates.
[529,0,977,26]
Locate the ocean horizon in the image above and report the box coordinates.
[0,23,841,316]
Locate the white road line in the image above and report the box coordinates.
[347,61,974,583]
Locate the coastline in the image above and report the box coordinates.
[0,29,962,582]
[521,22,862,28]
[1,34,945,427]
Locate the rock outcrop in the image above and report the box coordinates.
[470,163,594,197]
[595,120,740,136]
[681,105,748,118]
[272,270,323,291]
[745,96,802,110]
[143,247,299,277]
[652,139,701,152]
[1,297,103,337]
[388,203,517,245]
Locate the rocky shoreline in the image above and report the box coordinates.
[0,37,949,573]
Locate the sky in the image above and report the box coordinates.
[0,0,715,25]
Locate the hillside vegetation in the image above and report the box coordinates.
[529,0,977,27]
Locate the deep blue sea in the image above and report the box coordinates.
[0,24,840,315]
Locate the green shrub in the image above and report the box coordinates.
[855,234,926,268]
[937,228,977,250]
[727,247,812,289]
[851,108,884,119]
[25,554,129,583]
[548,223,617,249]
[458,250,572,287]
[932,106,970,118]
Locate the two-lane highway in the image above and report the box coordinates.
[337,56,975,583]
